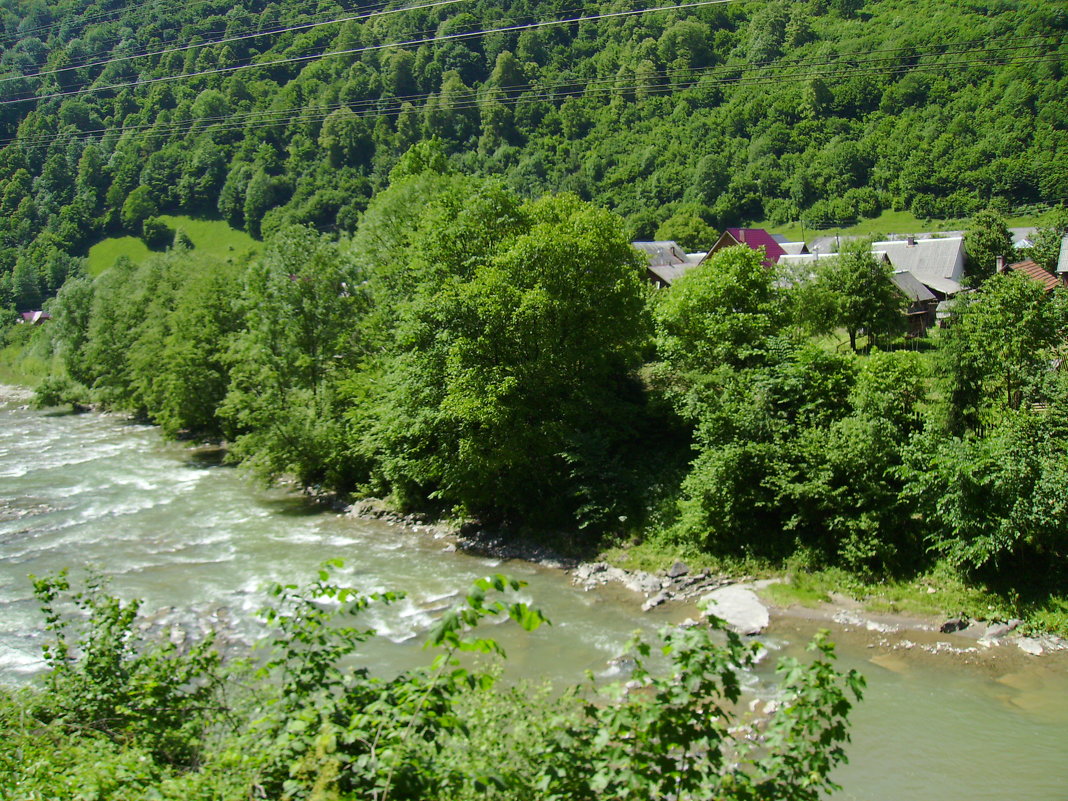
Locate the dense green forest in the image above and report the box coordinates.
[0,0,1066,309]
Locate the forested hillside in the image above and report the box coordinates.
[1,0,1066,309]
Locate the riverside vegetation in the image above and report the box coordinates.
[11,157,1068,633]
[0,565,864,799]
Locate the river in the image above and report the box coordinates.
[1,389,1066,799]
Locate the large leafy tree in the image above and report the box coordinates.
[365,184,651,526]
[220,226,368,488]
[655,245,784,376]
[1025,205,1068,272]
[805,240,905,352]
[938,272,1065,432]
[965,208,1014,283]
[904,402,1068,577]
[149,255,246,438]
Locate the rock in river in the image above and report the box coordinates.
[667,561,690,579]
[699,585,770,636]
[940,617,968,634]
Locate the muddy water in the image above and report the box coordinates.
[2,390,1066,799]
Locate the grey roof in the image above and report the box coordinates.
[779,241,809,255]
[777,254,946,305]
[633,241,692,267]
[1058,234,1068,274]
[777,252,824,267]
[870,237,966,295]
[890,270,937,303]
[647,262,697,285]
[634,241,703,286]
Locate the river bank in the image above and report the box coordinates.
[5,380,1066,663]
[342,498,1068,664]
[4,390,1068,800]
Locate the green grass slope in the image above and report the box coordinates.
[86,217,259,276]
[758,209,1046,245]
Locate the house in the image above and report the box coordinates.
[889,269,938,337]
[998,257,1060,292]
[18,310,51,324]
[632,240,701,287]
[777,251,939,337]
[704,228,807,267]
[869,236,967,299]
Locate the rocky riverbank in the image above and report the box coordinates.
[343,498,1068,661]
[0,384,34,404]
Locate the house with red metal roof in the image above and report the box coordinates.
[702,229,810,268]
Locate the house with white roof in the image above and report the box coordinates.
[869,236,967,298]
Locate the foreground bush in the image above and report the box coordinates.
[0,566,863,800]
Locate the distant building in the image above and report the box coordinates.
[18,310,51,324]
[705,228,808,267]
[1057,234,1068,288]
[777,251,939,337]
[632,240,701,287]
[869,236,967,298]
[998,257,1060,293]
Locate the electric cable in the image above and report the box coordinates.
[1,37,1059,151]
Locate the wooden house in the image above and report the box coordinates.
[632,240,700,287]
[999,257,1060,292]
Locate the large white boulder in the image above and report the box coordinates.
[699,585,770,635]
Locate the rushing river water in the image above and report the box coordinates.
[1,388,1066,799]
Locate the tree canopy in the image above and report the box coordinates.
[1,0,1066,312]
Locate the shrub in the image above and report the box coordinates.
[142,216,175,250]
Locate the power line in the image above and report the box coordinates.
[0,0,468,87]
[0,0,234,46]
[2,40,1060,152]
[0,0,747,106]
[5,46,1060,151]
[0,0,402,75]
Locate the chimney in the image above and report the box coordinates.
[996,254,1005,273]
[906,235,915,247]
[739,229,747,244]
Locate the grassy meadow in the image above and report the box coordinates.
[86,216,259,276]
